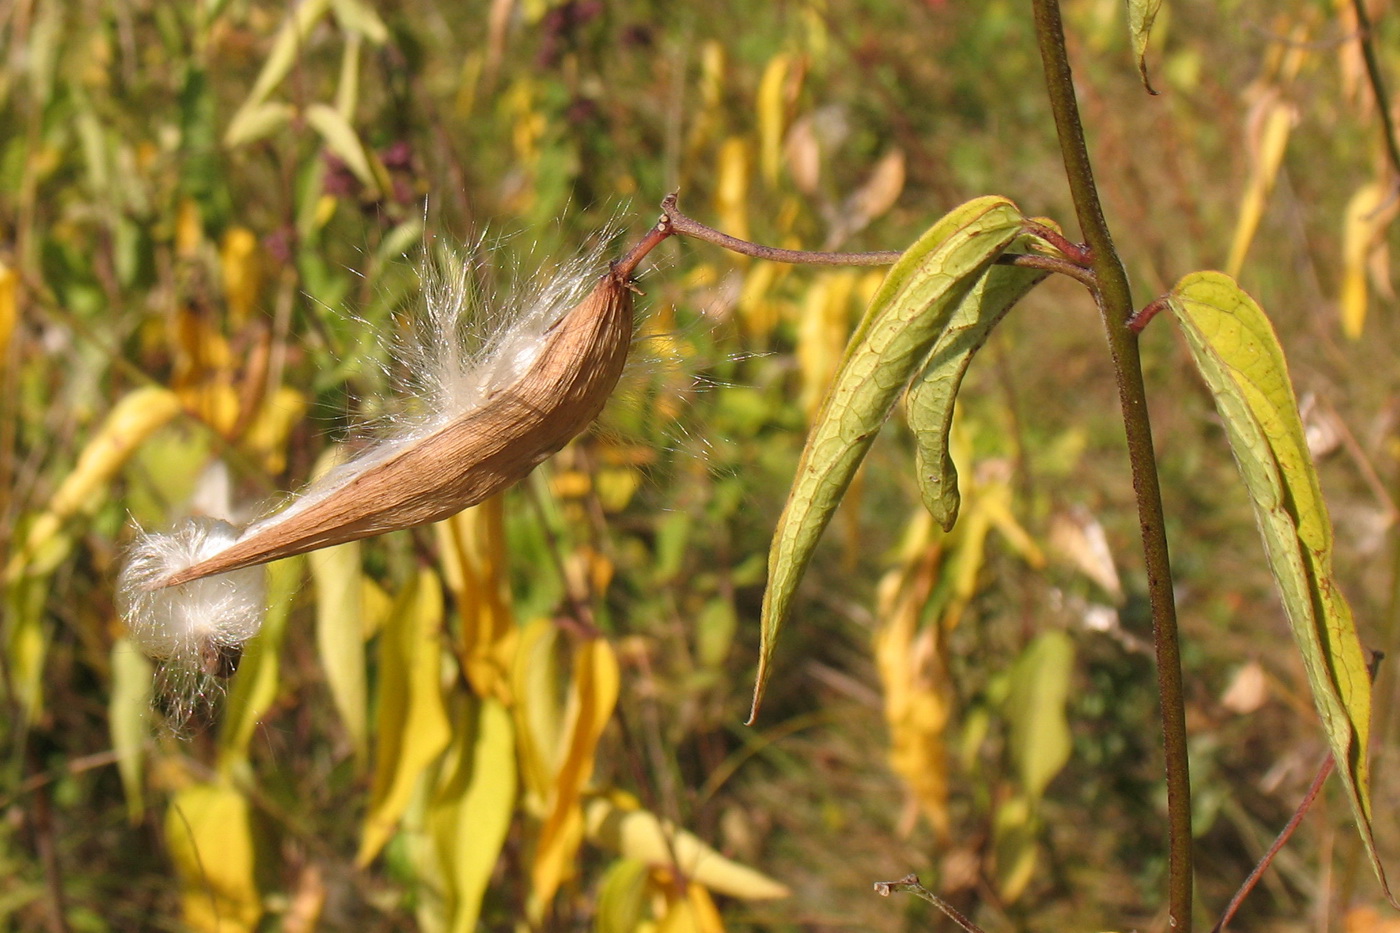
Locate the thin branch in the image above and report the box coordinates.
[1031,1,1194,929]
[873,874,986,933]
[998,252,1099,290]
[1211,755,1334,933]
[1350,0,1400,182]
[661,194,902,266]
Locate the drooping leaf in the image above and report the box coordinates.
[219,556,304,773]
[1166,270,1391,901]
[1225,91,1295,278]
[6,386,182,581]
[1004,631,1074,801]
[357,568,452,866]
[1127,0,1163,94]
[1339,180,1399,339]
[109,639,153,823]
[754,196,1026,721]
[585,793,790,900]
[905,234,1048,529]
[435,499,516,702]
[428,697,517,933]
[528,636,619,919]
[166,782,264,933]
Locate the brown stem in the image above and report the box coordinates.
[1350,0,1400,181]
[1032,0,1193,927]
[1211,755,1333,933]
[998,252,1099,290]
[873,874,986,933]
[661,194,903,266]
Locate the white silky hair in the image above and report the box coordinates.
[117,235,619,710]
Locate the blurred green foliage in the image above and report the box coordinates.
[3,0,1400,930]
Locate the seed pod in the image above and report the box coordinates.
[157,268,636,588]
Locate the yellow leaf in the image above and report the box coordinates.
[1225,91,1296,277]
[0,259,16,359]
[657,882,726,933]
[757,54,791,187]
[241,385,308,475]
[1340,180,1399,339]
[219,556,304,774]
[429,697,517,933]
[512,618,564,811]
[529,636,620,918]
[6,386,182,581]
[435,498,516,702]
[796,271,858,421]
[873,511,952,837]
[357,568,453,865]
[715,138,751,249]
[585,793,790,901]
[220,227,262,325]
[166,782,264,933]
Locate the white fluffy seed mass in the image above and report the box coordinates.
[117,517,267,665]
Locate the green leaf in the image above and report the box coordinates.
[428,697,516,933]
[1003,631,1074,801]
[906,235,1048,529]
[1166,270,1392,901]
[752,196,1026,721]
[109,639,153,823]
[224,0,332,146]
[1127,0,1163,94]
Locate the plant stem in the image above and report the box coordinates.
[1030,1,1194,928]
[873,874,986,933]
[661,194,903,266]
[1349,0,1400,181]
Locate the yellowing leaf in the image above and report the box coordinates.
[512,618,564,812]
[595,859,653,933]
[219,556,304,774]
[305,102,388,198]
[906,233,1048,529]
[657,881,726,933]
[1004,631,1074,801]
[757,54,791,187]
[992,793,1039,903]
[715,138,751,250]
[1127,0,1163,94]
[436,498,516,702]
[220,227,262,325]
[109,639,153,823]
[1225,92,1296,277]
[225,0,332,146]
[1167,271,1391,901]
[1340,180,1399,339]
[585,794,790,901]
[0,259,16,358]
[874,512,953,837]
[529,636,620,918]
[796,271,859,420]
[6,386,182,581]
[428,697,516,933]
[755,196,1026,720]
[357,568,453,865]
[166,782,264,933]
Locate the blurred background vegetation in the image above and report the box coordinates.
[3,0,1400,930]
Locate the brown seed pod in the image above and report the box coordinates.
[157,267,637,588]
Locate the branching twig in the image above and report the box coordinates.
[873,874,986,933]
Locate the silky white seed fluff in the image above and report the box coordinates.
[117,517,267,662]
[231,237,615,538]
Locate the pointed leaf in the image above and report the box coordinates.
[219,556,304,773]
[906,236,1048,529]
[357,569,453,866]
[585,794,790,900]
[1166,270,1391,901]
[754,196,1026,720]
[166,782,264,932]
[109,639,153,823]
[1127,0,1163,94]
[429,697,517,933]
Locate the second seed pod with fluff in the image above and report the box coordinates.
[119,227,660,681]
